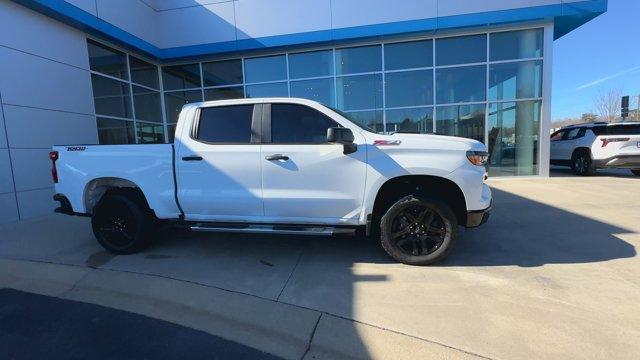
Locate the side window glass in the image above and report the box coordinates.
[196,105,254,143]
[550,130,564,142]
[564,128,580,140]
[576,128,586,139]
[271,104,339,143]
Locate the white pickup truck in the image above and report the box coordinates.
[51,98,491,265]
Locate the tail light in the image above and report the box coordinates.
[600,138,630,147]
[49,151,59,183]
[467,151,489,166]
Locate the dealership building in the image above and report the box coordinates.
[0,0,606,223]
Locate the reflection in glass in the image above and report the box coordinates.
[97,117,135,144]
[385,70,433,107]
[436,65,486,104]
[436,104,485,142]
[490,29,543,61]
[335,45,382,75]
[489,60,542,101]
[244,55,287,83]
[385,40,432,70]
[436,34,486,66]
[129,56,158,89]
[344,110,383,133]
[133,86,162,123]
[202,59,243,86]
[164,90,202,123]
[91,74,132,118]
[87,40,128,80]
[386,107,433,134]
[290,78,335,106]
[289,50,334,79]
[162,64,201,90]
[336,74,383,111]
[245,82,288,98]
[204,86,244,101]
[167,124,176,143]
[488,101,540,176]
[136,121,165,144]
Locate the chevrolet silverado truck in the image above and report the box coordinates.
[50,98,492,265]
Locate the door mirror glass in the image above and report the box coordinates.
[327,127,357,154]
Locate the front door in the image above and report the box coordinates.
[260,103,367,224]
[176,104,263,221]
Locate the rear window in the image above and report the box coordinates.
[196,105,254,143]
[592,124,640,136]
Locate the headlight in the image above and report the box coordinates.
[466,150,488,166]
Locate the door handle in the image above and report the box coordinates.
[182,155,203,161]
[265,154,289,161]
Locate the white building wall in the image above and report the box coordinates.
[0,0,97,223]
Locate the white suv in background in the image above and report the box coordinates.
[550,122,640,176]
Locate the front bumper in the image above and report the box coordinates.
[593,155,640,169]
[466,201,492,228]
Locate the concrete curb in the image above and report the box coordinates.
[0,258,485,360]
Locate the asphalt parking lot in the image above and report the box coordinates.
[1,169,639,359]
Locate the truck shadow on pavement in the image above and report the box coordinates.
[441,188,637,267]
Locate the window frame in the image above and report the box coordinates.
[191,104,262,145]
[263,103,342,145]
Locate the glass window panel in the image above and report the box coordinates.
[97,118,135,144]
[87,40,128,80]
[290,78,335,106]
[490,29,543,61]
[133,86,162,123]
[335,45,382,74]
[343,110,383,133]
[204,86,244,101]
[129,56,158,89]
[336,74,383,111]
[162,64,201,90]
[245,82,288,98]
[436,104,485,142]
[436,34,486,66]
[436,65,486,104]
[384,40,432,70]
[91,74,132,118]
[136,121,165,144]
[164,90,202,123]
[202,59,243,86]
[197,105,254,143]
[386,107,433,134]
[167,124,177,143]
[489,60,542,101]
[488,101,541,176]
[271,104,339,144]
[385,70,433,107]
[289,50,334,79]
[244,55,287,83]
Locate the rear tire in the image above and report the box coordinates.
[631,169,640,176]
[572,151,595,176]
[91,191,156,254]
[379,195,458,266]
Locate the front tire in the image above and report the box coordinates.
[631,169,640,176]
[380,195,458,266]
[572,152,595,176]
[91,191,155,254]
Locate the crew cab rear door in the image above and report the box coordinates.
[175,104,263,221]
[260,103,367,224]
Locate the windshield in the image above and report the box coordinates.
[326,106,377,133]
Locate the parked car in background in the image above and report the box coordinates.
[49,98,492,266]
[550,122,640,176]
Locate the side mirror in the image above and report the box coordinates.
[327,127,357,155]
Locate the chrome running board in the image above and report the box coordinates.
[190,223,355,236]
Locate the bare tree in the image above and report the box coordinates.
[594,89,622,122]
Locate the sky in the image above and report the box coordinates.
[552,0,640,121]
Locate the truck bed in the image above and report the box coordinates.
[52,144,181,219]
